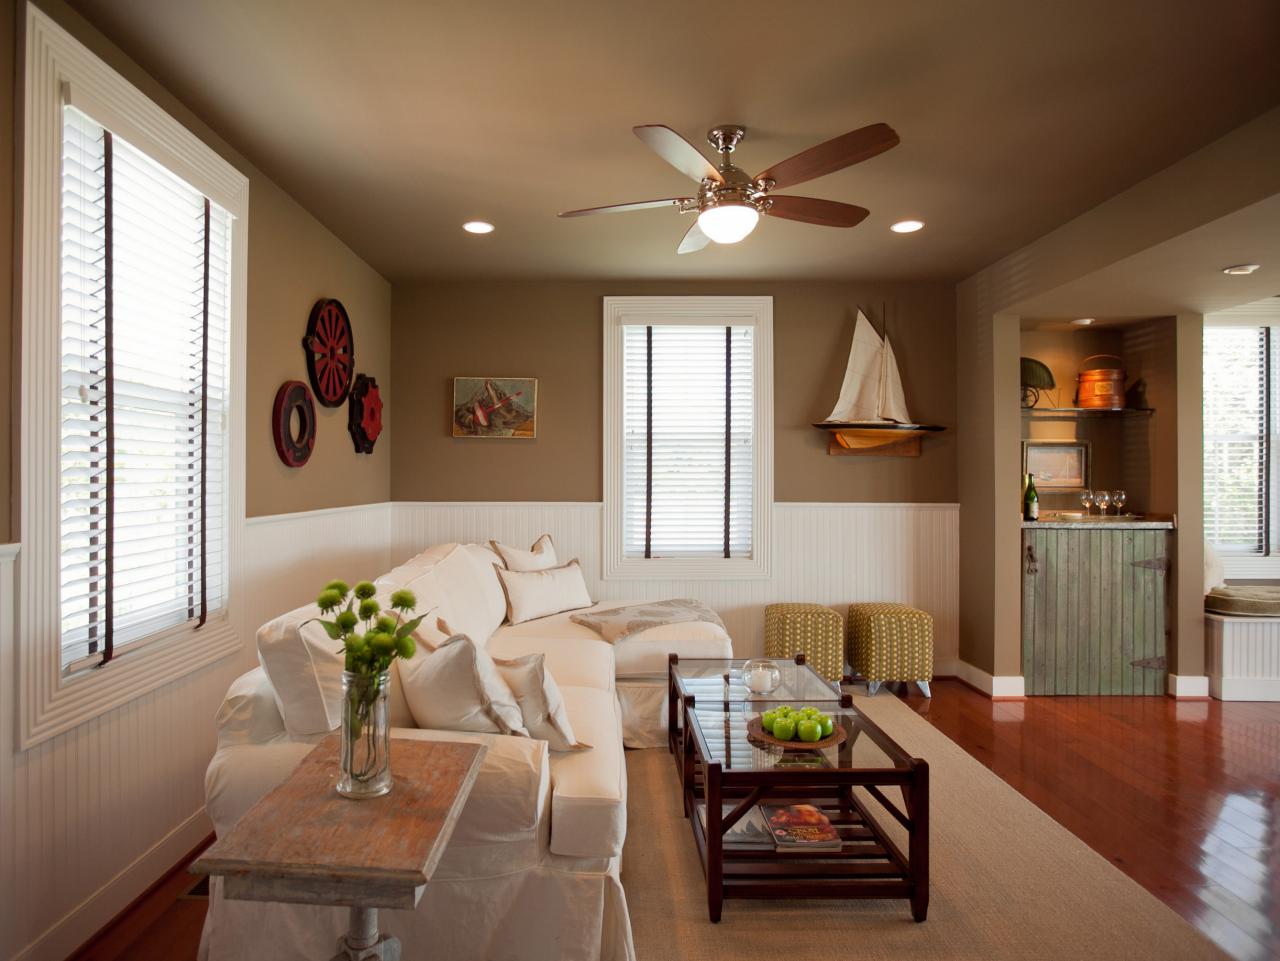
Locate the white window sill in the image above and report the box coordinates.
[603,554,771,581]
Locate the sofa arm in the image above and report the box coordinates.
[205,727,551,850]
[214,667,288,748]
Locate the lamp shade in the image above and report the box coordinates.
[697,203,759,244]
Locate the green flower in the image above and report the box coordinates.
[354,581,377,600]
[389,589,417,612]
[376,615,398,634]
[358,597,381,620]
[395,635,416,659]
[324,579,351,599]
[335,609,358,632]
[345,635,368,658]
[316,588,343,613]
[370,632,397,656]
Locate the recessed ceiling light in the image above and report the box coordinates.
[1071,318,1095,326]
[890,219,925,234]
[463,221,495,235]
[1222,263,1259,275]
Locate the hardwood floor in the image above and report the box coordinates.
[68,681,1280,961]
[896,680,1280,961]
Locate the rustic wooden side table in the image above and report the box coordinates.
[193,734,486,960]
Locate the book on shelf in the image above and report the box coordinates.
[761,803,843,850]
[695,802,775,850]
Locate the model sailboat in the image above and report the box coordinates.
[813,309,944,456]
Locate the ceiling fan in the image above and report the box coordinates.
[558,122,899,254]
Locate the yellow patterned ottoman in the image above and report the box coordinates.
[763,603,844,682]
[846,603,933,697]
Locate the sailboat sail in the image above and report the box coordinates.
[824,309,913,424]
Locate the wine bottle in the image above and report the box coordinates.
[1023,473,1039,521]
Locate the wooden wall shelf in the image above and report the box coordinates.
[1022,407,1154,419]
[814,423,946,458]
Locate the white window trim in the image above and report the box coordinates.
[17,6,248,749]
[602,296,773,580]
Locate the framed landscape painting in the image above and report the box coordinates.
[452,377,537,438]
[1022,440,1089,492]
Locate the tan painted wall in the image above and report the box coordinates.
[1,0,392,537]
[390,280,957,504]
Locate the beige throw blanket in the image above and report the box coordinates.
[570,598,725,644]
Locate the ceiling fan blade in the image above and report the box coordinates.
[755,123,899,190]
[766,196,870,228]
[559,198,690,218]
[677,219,711,255]
[634,125,724,184]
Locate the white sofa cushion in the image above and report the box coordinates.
[495,653,588,752]
[546,684,626,859]
[490,534,559,572]
[399,634,529,736]
[215,668,288,748]
[496,559,593,624]
[490,601,732,677]
[486,628,615,691]
[256,598,416,738]
[390,545,508,647]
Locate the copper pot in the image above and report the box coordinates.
[1075,355,1126,409]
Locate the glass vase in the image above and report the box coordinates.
[337,669,392,799]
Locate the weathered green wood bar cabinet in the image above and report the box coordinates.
[1021,518,1174,695]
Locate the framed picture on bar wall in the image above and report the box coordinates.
[452,377,538,438]
[1022,440,1090,492]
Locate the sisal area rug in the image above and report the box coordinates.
[621,691,1227,961]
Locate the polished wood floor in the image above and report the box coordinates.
[70,681,1280,961]
[897,681,1280,961]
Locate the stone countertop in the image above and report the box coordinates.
[1022,514,1175,530]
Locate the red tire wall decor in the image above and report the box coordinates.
[348,374,383,454]
[272,380,317,467]
[302,298,355,407]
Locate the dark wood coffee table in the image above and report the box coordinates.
[668,656,929,923]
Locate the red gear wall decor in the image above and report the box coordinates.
[302,298,355,407]
[272,380,317,467]
[347,374,383,454]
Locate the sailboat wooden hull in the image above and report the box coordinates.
[814,422,945,457]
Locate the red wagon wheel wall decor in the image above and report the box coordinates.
[348,374,383,454]
[302,298,355,407]
[272,380,317,467]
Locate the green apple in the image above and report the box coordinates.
[771,716,797,741]
[775,705,793,715]
[761,710,778,733]
[817,714,835,737]
[797,718,822,742]
[800,706,820,717]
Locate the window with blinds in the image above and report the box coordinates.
[58,104,231,671]
[620,324,755,558]
[1203,326,1274,555]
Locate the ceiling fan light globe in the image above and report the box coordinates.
[697,203,759,244]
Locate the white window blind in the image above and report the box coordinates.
[620,324,755,558]
[58,104,231,671]
[1203,326,1271,554]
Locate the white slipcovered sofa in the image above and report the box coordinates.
[199,540,732,961]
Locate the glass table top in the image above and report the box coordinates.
[687,700,910,773]
[671,658,842,705]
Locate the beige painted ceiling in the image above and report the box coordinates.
[70,0,1280,283]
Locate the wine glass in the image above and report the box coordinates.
[1094,490,1112,515]
[1079,490,1095,515]
[1112,490,1127,515]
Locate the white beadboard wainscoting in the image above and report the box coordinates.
[389,501,960,666]
[1207,614,1280,701]
[0,503,392,961]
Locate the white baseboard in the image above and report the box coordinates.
[953,659,1026,698]
[13,808,211,961]
[1166,674,1210,699]
[1210,676,1280,701]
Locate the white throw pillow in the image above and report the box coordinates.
[491,534,559,572]
[495,559,594,624]
[494,652,590,752]
[399,633,529,736]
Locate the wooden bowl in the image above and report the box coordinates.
[746,715,847,752]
